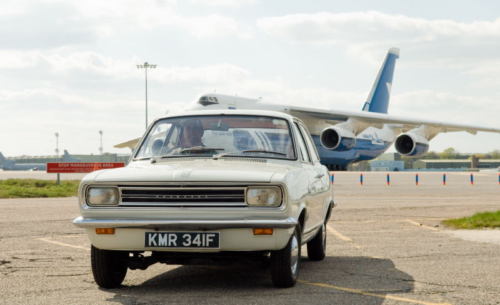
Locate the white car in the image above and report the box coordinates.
[73,109,334,288]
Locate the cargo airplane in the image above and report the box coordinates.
[117,48,500,170]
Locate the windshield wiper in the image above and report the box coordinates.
[241,149,287,156]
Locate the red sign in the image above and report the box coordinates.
[47,162,125,173]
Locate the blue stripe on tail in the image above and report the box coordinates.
[362,48,399,114]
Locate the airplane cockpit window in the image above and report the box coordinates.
[135,115,296,160]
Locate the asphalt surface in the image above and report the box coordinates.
[1,171,499,305]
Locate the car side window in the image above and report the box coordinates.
[294,123,311,163]
[298,123,320,163]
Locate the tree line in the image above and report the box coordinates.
[413,148,500,160]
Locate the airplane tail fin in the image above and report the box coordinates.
[0,152,5,163]
[63,150,80,162]
[362,48,399,114]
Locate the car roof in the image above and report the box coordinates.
[154,109,297,122]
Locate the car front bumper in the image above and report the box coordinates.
[74,217,297,252]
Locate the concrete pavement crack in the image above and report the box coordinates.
[47,273,90,277]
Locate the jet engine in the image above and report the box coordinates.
[394,133,429,157]
[320,127,356,151]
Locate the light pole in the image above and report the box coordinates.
[99,130,103,155]
[136,62,157,130]
[54,132,59,158]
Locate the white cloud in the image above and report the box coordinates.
[156,63,250,84]
[163,14,242,38]
[0,2,98,49]
[392,90,499,126]
[0,87,145,155]
[258,11,500,44]
[257,11,500,66]
[189,0,257,7]
[0,0,244,51]
[66,0,244,38]
[0,0,31,16]
[0,50,252,86]
[257,11,500,93]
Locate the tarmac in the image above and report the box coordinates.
[0,171,499,305]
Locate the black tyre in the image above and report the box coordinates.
[91,245,128,289]
[270,225,301,288]
[307,223,326,261]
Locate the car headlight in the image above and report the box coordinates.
[246,186,282,207]
[86,187,119,206]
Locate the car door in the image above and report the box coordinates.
[295,121,331,231]
[292,121,321,235]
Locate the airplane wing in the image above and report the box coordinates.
[287,105,500,137]
[114,138,141,150]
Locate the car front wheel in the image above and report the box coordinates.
[91,245,129,289]
[270,225,301,288]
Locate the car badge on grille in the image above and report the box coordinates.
[154,194,210,200]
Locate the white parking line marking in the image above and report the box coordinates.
[327,225,352,241]
[37,237,90,251]
[403,219,439,231]
[299,280,453,305]
[327,225,362,249]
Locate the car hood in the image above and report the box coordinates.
[87,159,296,183]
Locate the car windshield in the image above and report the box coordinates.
[135,115,296,160]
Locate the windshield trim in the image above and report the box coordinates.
[132,114,298,162]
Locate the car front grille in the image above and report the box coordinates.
[119,186,247,207]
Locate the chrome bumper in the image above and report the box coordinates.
[73,216,298,230]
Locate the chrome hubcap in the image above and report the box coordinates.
[290,234,299,275]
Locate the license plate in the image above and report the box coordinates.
[145,232,220,248]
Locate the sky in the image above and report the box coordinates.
[1,0,500,156]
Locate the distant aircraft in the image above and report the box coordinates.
[0,150,80,171]
[60,150,81,163]
[116,48,500,170]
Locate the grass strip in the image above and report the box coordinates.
[442,211,500,229]
[0,179,79,198]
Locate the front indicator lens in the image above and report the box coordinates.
[96,228,115,235]
[246,187,282,207]
[87,187,119,206]
[253,228,274,235]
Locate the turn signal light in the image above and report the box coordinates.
[95,228,115,235]
[253,228,273,235]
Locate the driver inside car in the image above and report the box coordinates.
[178,119,205,148]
